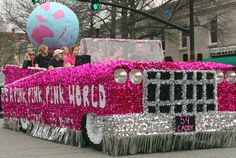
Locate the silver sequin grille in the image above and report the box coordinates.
[143,70,217,115]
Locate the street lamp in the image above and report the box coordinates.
[94,22,101,38]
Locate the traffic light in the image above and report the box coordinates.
[91,0,100,11]
[32,0,40,4]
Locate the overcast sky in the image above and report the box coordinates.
[0,0,167,32]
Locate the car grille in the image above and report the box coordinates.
[143,70,217,115]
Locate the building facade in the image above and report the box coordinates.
[156,0,236,61]
[82,0,236,62]
[0,30,28,67]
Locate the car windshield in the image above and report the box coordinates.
[80,38,164,63]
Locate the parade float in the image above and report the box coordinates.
[1,2,236,156]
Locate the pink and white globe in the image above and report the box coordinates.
[26,2,80,49]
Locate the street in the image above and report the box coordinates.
[1,0,236,158]
[0,119,235,158]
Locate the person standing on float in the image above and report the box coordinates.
[61,46,69,56]
[64,45,80,67]
[22,51,35,68]
[48,49,64,70]
[34,44,50,69]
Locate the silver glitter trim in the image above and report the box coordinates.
[3,118,21,131]
[3,112,236,156]
[100,112,236,137]
[143,70,217,115]
[103,131,236,156]
[3,118,84,147]
[100,112,236,156]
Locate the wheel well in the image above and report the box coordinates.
[81,115,90,147]
[81,115,87,131]
[81,114,103,150]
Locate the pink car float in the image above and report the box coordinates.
[1,39,236,156]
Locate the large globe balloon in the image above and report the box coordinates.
[26,2,79,49]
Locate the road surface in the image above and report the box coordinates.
[0,119,235,158]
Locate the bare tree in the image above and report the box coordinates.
[0,15,7,32]
[129,0,233,46]
[110,0,117,38]
[0,0,92,35]
[89,0,233,43]
[0,32,20,67]
[1,0,34,32]
[0,13,16,66]
[0,0,93,66]
[1,0,231,42]
[90,0,157,38]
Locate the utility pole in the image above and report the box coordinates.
[189,0,195,59]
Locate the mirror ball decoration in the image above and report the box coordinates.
[26,2,80,49]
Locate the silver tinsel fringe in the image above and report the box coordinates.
[3,118,84,147]
[99,112,236,156]
[3,115,236,156]
[101,113,236,137]
[102,131,236,156]
[3,118,21,131]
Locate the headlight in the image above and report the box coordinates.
[129,69,143,84]
[114,68,128,84]
[226,70,236,84]
[216,70,224,84]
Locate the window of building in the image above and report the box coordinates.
[210,18,218,44]
[180,31,188,48]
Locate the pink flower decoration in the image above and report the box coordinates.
[2,66,43,85]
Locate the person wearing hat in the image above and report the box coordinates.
[48,49,64,70]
